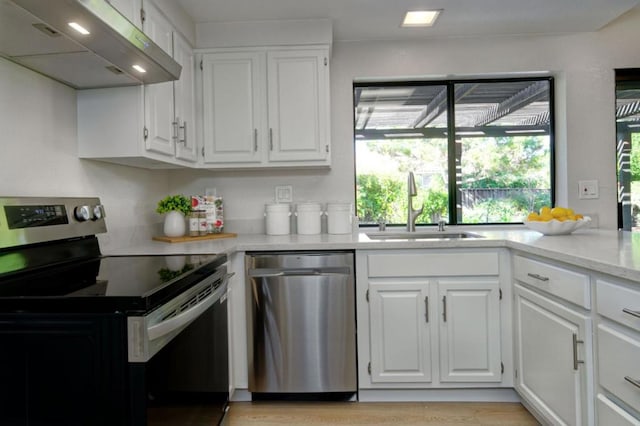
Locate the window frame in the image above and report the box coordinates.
[353,76,556,227]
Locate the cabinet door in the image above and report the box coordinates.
[142,1,175,156]
[172,32,197,162]
[0,314,127,426]
[106,0,142,27]
[368,280,432,383]
[202,52,265,164]
[438,278,502,382]
[514,283,592,426]
[266,49,329,163]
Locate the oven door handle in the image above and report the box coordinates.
[147,274,231,341]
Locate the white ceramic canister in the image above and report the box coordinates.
[265,203,291,235]
[326,203,353,234]
[295,202,322,235]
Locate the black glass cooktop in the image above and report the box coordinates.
[0,253,226,314]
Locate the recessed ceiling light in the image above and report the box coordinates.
[401,10,441,27]
[68,22,90,35]
[132,64,147,73]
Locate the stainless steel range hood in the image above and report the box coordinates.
[0,0,181,89]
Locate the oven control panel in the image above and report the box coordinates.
[0,197,107,248]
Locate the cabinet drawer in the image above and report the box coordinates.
[367,251,499,277]
[597,279,640,332]
[598,324,640,414]
[597,394,640,426]
[513,255,590,308]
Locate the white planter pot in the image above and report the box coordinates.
[163,211,186,237]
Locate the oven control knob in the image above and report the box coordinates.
[74,205,92,222]
[92,205,105,221]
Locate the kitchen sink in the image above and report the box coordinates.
[366,231,484,240]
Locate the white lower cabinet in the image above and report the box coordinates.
[595,277,640,423]
[438,278,502,383]
[358,249,510,390]
[368,280,432,383]
[514,283,593,425]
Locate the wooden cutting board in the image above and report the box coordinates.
[152,233,237,243]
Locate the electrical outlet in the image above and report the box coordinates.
[275,185,293,203]
[578,180,598,199]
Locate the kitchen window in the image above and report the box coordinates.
[615,69,640,231]
[354,77,554,226]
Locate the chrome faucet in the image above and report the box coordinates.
[406,172,424,232]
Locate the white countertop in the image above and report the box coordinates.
[105,227,640,283]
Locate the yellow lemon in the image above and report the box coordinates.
[527,212,540,221]
[539,213,554,222]
[551,207,567,218]
[539,206,551,216]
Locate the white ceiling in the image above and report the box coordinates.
[176,0,639,42]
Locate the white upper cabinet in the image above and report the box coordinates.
[106,0,142,27]
[77,0,196,168]
[171,31,197,162]
[201,52,265,164]
[266,50,329,163]
[200,46,331,168]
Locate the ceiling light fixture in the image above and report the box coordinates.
[132,64,147,73]
[68,22,90,35]
[401,10,441,27]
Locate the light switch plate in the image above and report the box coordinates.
[578,180,598,199]
[275,185,293,203]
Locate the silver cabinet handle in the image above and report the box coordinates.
[623,308,640,319]
[269,128,274,150]
[442,295,447,322]
[178,121,187,144]
[424,296,429,323]
[572,333,584,370]
[171,119,179,142]
[624,376,640,389]
[527,272,549,282]
[253,128,258,151]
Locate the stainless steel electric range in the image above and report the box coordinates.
[0,197,230,426]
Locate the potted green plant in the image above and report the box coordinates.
[156,194,192,237]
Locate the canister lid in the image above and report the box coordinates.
[265,203,291,212]
[326,203,352,211]
[296,202,322,212]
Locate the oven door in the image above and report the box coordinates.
[128,269,230,426]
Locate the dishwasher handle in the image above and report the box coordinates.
[248,267,351,277]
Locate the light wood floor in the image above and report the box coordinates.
[226,402,540,425]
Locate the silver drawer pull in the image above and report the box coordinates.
[527,272,549,282]
[624,376,640,390]
[622,308,640,319]
[572,333,584,371]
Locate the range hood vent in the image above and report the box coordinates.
[0,0,181,89]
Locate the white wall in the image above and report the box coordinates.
[171,6,640,231]
[0,58,170,250]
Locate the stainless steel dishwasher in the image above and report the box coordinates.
[246,251,356,397]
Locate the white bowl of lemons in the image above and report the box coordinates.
[523,206,591,235]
